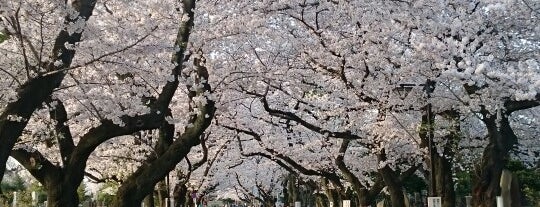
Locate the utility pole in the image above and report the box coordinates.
[395,79,437,197]
[424,79,436,197]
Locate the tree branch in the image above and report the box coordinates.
[504,94,540,113]
[224,124,344,190]
[11,148,61,185]
[47,99,75,165]
[252,90,365,142]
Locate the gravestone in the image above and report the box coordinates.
[32,191,37,206]
[427,197,441,207]
[465,196,472,207]
[343,200,350,207]
[500,169,512,207]
[496,196,503,207]
[11,192,16,207]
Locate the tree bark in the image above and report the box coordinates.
[113,59,214,207]
[10,148,81,207]
[0,74,63,188]
[46,182,79,207]
[378,150,406,207]
[287,175,299,205]
[113,128,210,206]
[335,139,378,207]
[433,153,456,207]
[173,183,189,207]
[472,113,517,207]
[379,166,406,207]
[464,84,539,207]
[419,106,458,207]
[433,112,459,207]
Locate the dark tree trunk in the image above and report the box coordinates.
[510,173,521,207]
[379,166,406,207]
[112,0,214,204]
[433,112,459,207]
[419,105,458,207]
[319,177,344,207]
[113,101,214,206]
[263,200,276,207]
[46,181,80,207]
[10,148,86,207]
[328,189,341,207]
[0,74,65,189]
[433,153,456,207]
[355,188,370,207]
[314,193,329,207]
[173,183,191,207]
[378,149,406,207]
[335,139,374,207]
[472,113,517,207]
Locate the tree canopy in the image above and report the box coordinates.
[0,0,538,206]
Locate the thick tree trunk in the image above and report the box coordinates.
[473,144,505,207]
[45,180,80,207]
[113,0,212,205]
[510,173,521,207]
[378,149,406,207]
[263,200,275,207]
[433,112,458,207]
[355,188,371,207]
[113,112,213,206]
[433,154,456,207]
[320,177,345,207]
[10,148,86,207]
[379,166,406,207]
[419,106,458,207]
[0,69,66,189]
[335,139,374,207]
[173,183,188,207]
[472,114,517,207]
[328,189,341,207]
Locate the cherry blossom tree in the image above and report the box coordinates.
[2,0,215,206]
[1,1,538,207]
[197,0,538,206]
[0,0,98,191]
